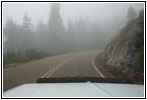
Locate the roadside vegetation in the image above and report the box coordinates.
[4,50,45,65]
[3,49,71,66]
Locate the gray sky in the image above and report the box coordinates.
[3,2,144,27]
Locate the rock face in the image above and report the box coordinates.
[99,10,144,74]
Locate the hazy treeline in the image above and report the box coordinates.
[3,4,138,64]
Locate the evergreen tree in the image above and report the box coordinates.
[22,12,34,52]
[35,19,48,52]
[127,6,137,21]
[66,18,75,50]
[48,3,65,52]
[4,19,21,53]
[74,17,89,50]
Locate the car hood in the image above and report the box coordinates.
[3,82,144,97]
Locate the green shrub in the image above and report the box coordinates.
[4,51,29,65]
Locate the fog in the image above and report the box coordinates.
[3,3,143,26]
[3,2,144,64]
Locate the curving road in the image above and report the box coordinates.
[3,50,104,92]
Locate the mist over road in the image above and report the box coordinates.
[3,50,104,92]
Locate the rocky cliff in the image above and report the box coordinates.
[99,10,144,74]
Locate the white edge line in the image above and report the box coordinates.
[92,55,105,78]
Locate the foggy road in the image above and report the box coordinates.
[3,50,104,92]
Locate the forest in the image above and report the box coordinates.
[3,3,139,65]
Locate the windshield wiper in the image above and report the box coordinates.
[36,77,134,84]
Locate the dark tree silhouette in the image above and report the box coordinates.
[48,3,65,52]
[127,6,137,21]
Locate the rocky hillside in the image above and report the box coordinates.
[99,10,144,74]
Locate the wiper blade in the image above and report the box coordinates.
[36,77,134,84]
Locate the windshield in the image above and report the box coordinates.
[2,2,144,97]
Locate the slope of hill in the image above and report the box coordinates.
[98,10,144,83]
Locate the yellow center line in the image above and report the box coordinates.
[46,57,74,78]
[41,56,77,78]
[41,66,57,78]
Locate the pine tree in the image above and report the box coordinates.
[66,18,75,50]
[48,3,65,52]
[35,19,48,52]
[4,19,21,53]
[22,12,34,52]
[127,6,137,21]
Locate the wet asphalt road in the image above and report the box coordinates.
[3,50,103,92]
